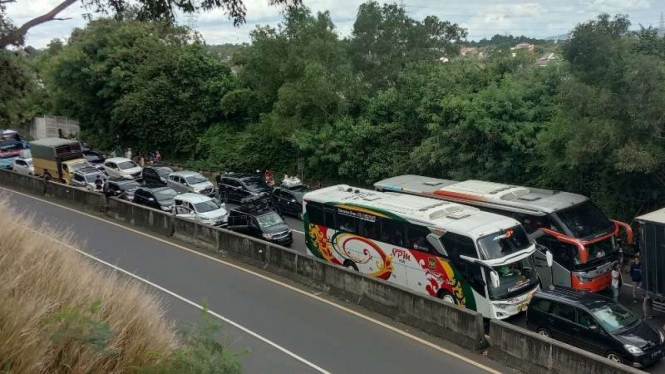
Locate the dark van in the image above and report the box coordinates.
[526,287,665,368]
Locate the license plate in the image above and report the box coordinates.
[518,302,528,312]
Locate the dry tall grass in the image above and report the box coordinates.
[0,200,177,373]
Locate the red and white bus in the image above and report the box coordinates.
[375,176,633,292]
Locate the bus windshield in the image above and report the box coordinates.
[477,225,532,260]
[485,257,539,300]
[555,201,614,239]
[573,236,617,270]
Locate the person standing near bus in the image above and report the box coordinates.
[630,256,642,303]
[611,262,623,302]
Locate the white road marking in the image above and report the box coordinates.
[0,186,502,374]
[12,220,331,374]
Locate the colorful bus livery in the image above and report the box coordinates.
[304,185,552,320]
[375,175,632,293]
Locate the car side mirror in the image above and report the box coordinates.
[489,270,500,288]
[589,324,598,331]
[546,251,554,267]
[148,198,155,202]
[291,199,296,203]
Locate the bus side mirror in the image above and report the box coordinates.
[546,251,554,267]
[489,270,500,289]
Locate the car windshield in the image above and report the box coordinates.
[154,188,177,201]
[288,186,310,201]
[591,303,639,333]
[485,257,539,300]
[69,162,90,172]
[555,201,614,239]
[185,174,208,185]
[257,212,284,228]
[477,225,532,260]
[83,152,102,161]
[243,177,269,192]
[84,174,103,183]
[118,161,138,170]
[156,167,173,177]
[119,181,140,191]
[194,199,221,213]
[574,236,617,270]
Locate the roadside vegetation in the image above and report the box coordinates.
[2,2,665,220]
[0,200,241,373]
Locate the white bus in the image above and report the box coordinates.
[303,185,552,320]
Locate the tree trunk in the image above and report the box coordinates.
[0,0,77,48]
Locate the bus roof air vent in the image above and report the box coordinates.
[498,187,531,201]
[518,195,541,201]
[423,181,444,186]
[445,211,471,220]
[428,205,467,220]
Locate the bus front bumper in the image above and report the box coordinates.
[490,286,539,320]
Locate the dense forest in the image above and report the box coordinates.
[2,2,665,221]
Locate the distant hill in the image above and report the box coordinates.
[206,43,248,62]
[545,33,571,41]
[467,34,551,48]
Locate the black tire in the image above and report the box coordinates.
[605,351,623,364]
[536,328,551,338]
[343,260,358,271]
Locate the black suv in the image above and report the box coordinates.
[526,287,665,368]
[226,194,293,247]
[271,184,310,219]
[216,173,273,203]
[142,164,174,186]
[103,178,141,201]
[133,186,178,212]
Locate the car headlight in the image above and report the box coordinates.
[659,330,665,344]
[624,344,643,355]
[262,233,273,239]
[161,206,172,212]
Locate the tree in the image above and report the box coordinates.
[0,0,302,49]
[44,19,235,156]
[349,1,466,91]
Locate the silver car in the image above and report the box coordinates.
[167,170,216,197]
[71,166,107,191]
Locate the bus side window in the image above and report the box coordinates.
[337,213,357,234]
[359,219,379,240]
[441,233,478,259]
[406,225,435,254]
[536,235,575,268]
[380,219,405,247]
[324,208,335,228]
[306,203,325,226]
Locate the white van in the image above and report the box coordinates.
[174,193,228,226]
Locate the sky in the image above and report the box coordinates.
[4,0,663,49]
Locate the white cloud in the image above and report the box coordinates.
[4,0,660,48]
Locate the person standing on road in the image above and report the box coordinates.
[94,175,103,191]
[630,256,642,303]
[125,147,132,160]
[611,262,623,302]
[155,150,161,162]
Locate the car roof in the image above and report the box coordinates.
[174,193,212,203]
[108,178,139,184]
[171,170,201,177]
[533,287,615,310]
[138,186,174,192]
[231,208,274,216]
[222,173,259,180]
[106,157,133,163]
[76,166,103,174]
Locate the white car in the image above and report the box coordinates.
[12,157,33,176]
[167,170,216,197]
[174,193,228,226]
[103,157,142,180]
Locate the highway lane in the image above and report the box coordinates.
[3,188,504,374]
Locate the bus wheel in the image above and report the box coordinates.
[437,290,457,305]
[343,260,358,271]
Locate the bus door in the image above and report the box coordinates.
[532,231,576,288]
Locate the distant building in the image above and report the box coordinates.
[536,52,559,67]
[512,43,535,53]
[30,116,79,140]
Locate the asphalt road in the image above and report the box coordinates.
[2,188,504,374]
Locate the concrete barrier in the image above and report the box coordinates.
[105,197,174,237]
[489,320,647,374]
